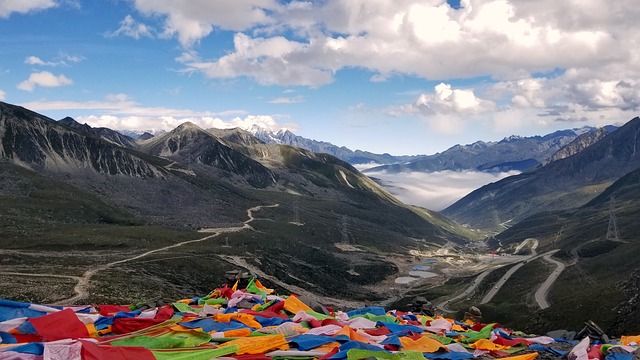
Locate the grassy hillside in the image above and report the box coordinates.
[476,168,640,335]
[0,161,473,305]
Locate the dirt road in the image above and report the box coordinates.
[436,268,494,313]
[0,204,279,305]
[534,250,564,309]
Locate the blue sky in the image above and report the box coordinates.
[1,0,639,155]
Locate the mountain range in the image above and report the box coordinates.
[119,123,619,176]
[442,117,640,232]
[0,100,471,303]
[3,100,640,335]
[365,126,618,174]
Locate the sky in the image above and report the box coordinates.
[1,0,639,155]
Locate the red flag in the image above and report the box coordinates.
[29,308,89,341]
[81,340,155,360]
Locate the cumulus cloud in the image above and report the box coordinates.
[132,0,278,46]
[178,34,333,86]
[106,15,154,39]
[388,83,496,117]
[22,95,297,134]
[367,170,520,211]
[0,0,56,18]
[17,71,73,92]
[124,0,640,134]
[144,0,625,86]
[489,68,640,124]
[75,114,295,134]
[0,88,5,101]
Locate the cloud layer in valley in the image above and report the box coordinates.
[366,170,520,211]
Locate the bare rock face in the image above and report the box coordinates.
[142,122,276,188]
[0,102,162,178]
[543,127,612,165]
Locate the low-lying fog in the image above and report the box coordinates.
[360,167,519,211]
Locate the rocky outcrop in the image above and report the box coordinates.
[0,102,162,178]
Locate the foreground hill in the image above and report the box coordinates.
[472,167,640,335]
[442,117,640,232]
[0,101,473,304]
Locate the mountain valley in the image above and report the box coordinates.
[0,101,473,307]
[2,100,640,336]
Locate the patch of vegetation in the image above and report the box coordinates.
[0,275,76,303]
[479,259,551,333]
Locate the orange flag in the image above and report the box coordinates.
[499,352,539,360]
[399,336,447,353]
[283,295,312,314]
[470,338,510,351]
[218,334,289,355]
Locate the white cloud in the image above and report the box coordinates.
[25,56,48,66]
[0,88,5,101]
[268,96,305,104]
[106,15,153,39]
[24,52,84,67]
[22,95,298,134]
[129,0,640,138]
[369,74,389,83]
[367,170,520,211]
[0,0,56,18]
[148,0,628,88]
[179,33,333,86]
[74,114,295,134]
[388,83,496,117]
[132,0,279,46]
[17,71,73,92]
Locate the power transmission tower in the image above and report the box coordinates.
[606,196,620,241]
[292,200,300,223]
[553,225,565,247]
[289,200,302,225]
[340,215,349,244]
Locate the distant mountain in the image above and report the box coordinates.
[137,132,155,141]
[541,127,611,165]
[246,125,423,165]
[0,100,474,302]
[141,122,276,188]
[366,127,614,174]
[117,129,166,139]
[58,117,138,148]
[442,117,640,231]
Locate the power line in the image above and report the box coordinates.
[341,215,349,244]
[292,200,300,223]
[553,225,565,247]
[606,196,620,241]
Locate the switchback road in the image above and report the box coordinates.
[534,250,564,309]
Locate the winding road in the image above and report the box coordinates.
[436,268,494,313]
[480,262,526,304]
[436,238,569,311]
[534,250,564,309]
[1,204,279,305]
